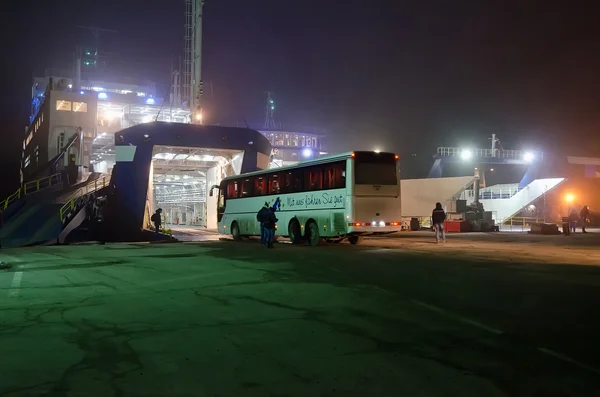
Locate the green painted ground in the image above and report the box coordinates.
[1,239,599,396]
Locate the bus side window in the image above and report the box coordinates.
[241,178,253,197]
[324,161,345,189]
[285,170,302,193]
[304,166,323,191]
[227,181,238,199]
[254,177,267,196]
[268,173,281,195]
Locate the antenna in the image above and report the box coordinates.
[263,92,276,129]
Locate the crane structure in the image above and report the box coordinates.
[263,92,276,129]
[183,0,205,124]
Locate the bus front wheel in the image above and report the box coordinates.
[306,221,321,246]
[288,219,302,244]
[231,222,242,241]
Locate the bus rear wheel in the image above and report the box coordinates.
[288,219,302,244]
[306,221,321,246]
[231,222,242,241]
[348,235,362,245]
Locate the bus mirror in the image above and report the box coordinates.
[209,184,220,197]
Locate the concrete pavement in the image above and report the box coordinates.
[1,237,600,396]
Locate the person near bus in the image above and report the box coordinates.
[568,207,578,233]
[256,204,271,246]
[151,208,163,235]
[263,207,278,248]
[580,205,590,233]
[432,202,446,243]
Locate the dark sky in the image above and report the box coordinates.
[2,0,600,194]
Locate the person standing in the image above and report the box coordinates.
[432,202,446,243]
[580,205,590,233]
[568,207,578,234]
[263,207,278,249]
[257,204,271,246]
[151,208,163,235]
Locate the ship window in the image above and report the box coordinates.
[73,102,87,112]
[56,100,72,111]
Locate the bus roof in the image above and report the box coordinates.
[221,151,395,181]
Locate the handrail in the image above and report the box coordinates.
[59,176,110,224]
[1,173,62,210]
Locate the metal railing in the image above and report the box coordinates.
[59,176,110,224]
[1,173,62,210]
[437,147,543,161]
[460,184,522,201]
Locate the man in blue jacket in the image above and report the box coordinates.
[257,204,271,246]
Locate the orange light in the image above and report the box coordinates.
[348,222,362,227]
[351,152,355,157]
[565,193,575,203]
[394,154,399,160]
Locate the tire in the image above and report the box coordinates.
[306,221,321,246]
[288,219,302,244]
[348,235,362,245]
[231,221,242,241]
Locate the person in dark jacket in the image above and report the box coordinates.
[151,208,163,235]
[431,202,446,243]
[580,205,590,233]
[263,207,278,248]
[257,204,271,246]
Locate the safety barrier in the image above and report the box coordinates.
[1,173,62,210]
[59,176,110,224]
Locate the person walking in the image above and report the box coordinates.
[256,204,271,246]
[580,205,590,233]
[432,202,446,243]
[263,207,278,249]
[151,208,163,236]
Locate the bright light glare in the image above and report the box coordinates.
[565,194,574,203]
[523,151,534,162]
[105,110,121,119]
[379,221,385,227]
[98,92,108,100]
[302,148,312,158]
[142,115,154,123]
[461,150,473,160]
[146,98,155,105]
[195,113,203,121]
[374,148,381,153]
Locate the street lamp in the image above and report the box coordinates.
[565,193,574,203]
[461,149,473,160]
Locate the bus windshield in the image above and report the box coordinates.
[354,152,397,185]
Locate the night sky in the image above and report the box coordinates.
[2,0,600,196]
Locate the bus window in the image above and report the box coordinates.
[254,177,267,196]
[324,161,346,189]
[268,173,282,194]
[284,170,303,193]
[227,181,238,198]
[304,166,323,191]
[240,178,253,197]
[354,152,398,185]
